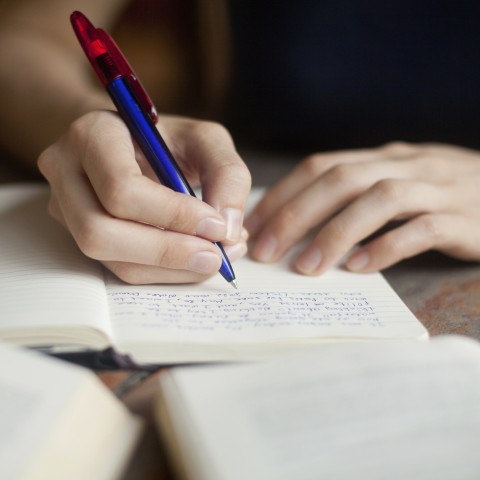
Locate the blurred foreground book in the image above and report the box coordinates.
[0,343,142,480]
[156,335,480,480]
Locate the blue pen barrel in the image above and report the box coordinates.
[107,77,195,196]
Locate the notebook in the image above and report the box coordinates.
[0,183,427,365]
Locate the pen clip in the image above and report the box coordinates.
[71,11,158,124]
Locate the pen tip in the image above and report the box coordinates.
[230,279,238,289]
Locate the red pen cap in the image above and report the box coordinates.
[70,11,158,123]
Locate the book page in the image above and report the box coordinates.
[106,188,427,363]
[158,336,480,480]
[0,342,87,479]
[0,184,112,349]
[0,342,142,480]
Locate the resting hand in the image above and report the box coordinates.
[246,142,480,274]
[38,111,251,284]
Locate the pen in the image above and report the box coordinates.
[70,11,237,289]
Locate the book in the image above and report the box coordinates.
[0,341,142,480]
[155,335,480,480]
[0,183,427,365]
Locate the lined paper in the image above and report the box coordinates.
[107,254,426,345]
[0,185,111,346]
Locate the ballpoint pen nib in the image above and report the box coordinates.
[230,279,238,289]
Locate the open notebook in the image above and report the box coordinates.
[0,183,427,365]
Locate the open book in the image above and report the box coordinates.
[0,341,142,480]
[0,183,427,365]
[155,335,480,480]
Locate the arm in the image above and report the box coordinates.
[0,0,128,167]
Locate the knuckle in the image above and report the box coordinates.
[324,164,354,186]
[273,204,301,232]
[153,247,168,268]
[194,120,231,142]
[300,154,325,177]
[380,234,404,259]
[67,111,117,151]
[163,194,199,232]
[381,141,417,157]
[37,147,55,179]
[73,218,105,260]
[218,160,252,193]
[418,215,444,243]
[372,179,405,203]
[101,176,135,218]
[67,114,91,148]
[109,263,145,285]
[326,217,349,243]
[153,241,180,268]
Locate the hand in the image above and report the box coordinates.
[38,110,251,284]
[246,142,480,274]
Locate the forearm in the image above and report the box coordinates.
[0,0,127,171]
[0,32,110,168]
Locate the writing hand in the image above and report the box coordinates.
[246,142,480,274]
[38,111,251,284]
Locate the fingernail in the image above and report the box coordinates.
[245,213,261,237]
[195,217,226,240]
[347,251,370,271]
[224,242,248,262]
[220,208,243,242]
[188,251,221,274]
[253,233,277,262]
[296,246,322,274]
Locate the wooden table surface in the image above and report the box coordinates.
[2,151,480,479]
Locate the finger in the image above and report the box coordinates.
[51,172,265,274]
[164,118,252,243]
[104,261,213,284]
[346,213,480,272]
[250,162,424,264]
[78,113,229,242]
[294,179,448,275]
[104,240,248,285]
[245,144,421,238]
[53,166,223,275]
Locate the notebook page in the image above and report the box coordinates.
[107,255,425,344]
[0,184,112,348]
[106,188,427,359]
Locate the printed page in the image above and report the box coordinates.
[159,336,480,480]
[0,184,112,349]
[106,188,427,363]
